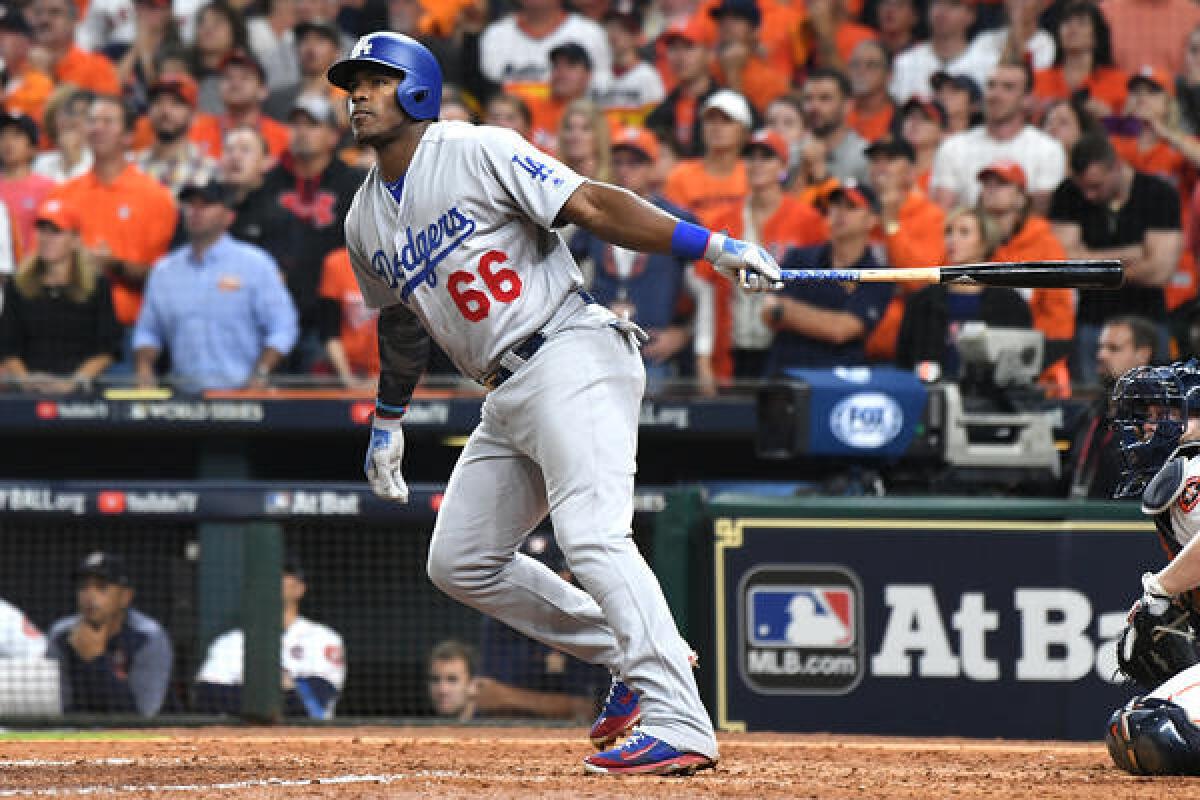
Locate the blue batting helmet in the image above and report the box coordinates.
[327,32,442,121]
[1110,360,1200,498]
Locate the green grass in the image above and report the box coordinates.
[0,731,169,741]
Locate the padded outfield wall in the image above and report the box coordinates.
[654,492,1158,741]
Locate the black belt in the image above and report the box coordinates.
[480,290,596,390]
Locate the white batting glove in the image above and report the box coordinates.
[705,232,783,292]
[365,415,408,503]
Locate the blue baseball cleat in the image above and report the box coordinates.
[583,730,716,776]
[589,679,642,748]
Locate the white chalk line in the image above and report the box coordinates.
[0,761,138,769]
[153,735,1100,754]
[0,770,540,797]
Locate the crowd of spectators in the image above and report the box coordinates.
[0,0,1196,396]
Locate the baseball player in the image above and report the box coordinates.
[194,557,345,719]
[0,596,45,658]
[1104,361,1200,774]
[330,32,781,776]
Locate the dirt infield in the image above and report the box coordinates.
[0,726,1187,798]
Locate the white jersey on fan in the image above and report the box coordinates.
[0,597,44,658]
[592,62,666,122]
[345,121,590,381]
[479,13,612,86]
[196,617,346,690]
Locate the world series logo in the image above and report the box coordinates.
[739,565,864,694]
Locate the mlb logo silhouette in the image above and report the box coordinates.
[748,587,854,648]
[265,491,291,514]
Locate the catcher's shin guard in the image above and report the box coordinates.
[1106,696,1200,775]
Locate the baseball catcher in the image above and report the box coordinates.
[1106,361,1200,774]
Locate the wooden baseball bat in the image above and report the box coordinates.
[778,260,1123,289]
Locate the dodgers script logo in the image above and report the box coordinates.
[740,566,864,694]
[829,392,904,449]
[372,207,477,301]
[749,587,854,648]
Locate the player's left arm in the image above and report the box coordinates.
[557,180,782,291]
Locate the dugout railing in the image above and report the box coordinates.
[0,480,669,725]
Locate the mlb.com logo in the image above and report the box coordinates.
[740,566,864,694]
[749,586,854,648]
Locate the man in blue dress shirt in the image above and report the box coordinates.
[132,178,298,391]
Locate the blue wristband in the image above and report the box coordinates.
[670,220,711,260]
[375,400,407,419]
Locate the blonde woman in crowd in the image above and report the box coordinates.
[556,98,613,182]
[0,199,120,393]
[31,87,93,183]
[896,207,1032,378]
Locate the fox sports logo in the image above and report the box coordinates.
[829,392,903,449]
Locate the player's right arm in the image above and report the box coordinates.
[345,229,429,503]
[557,180,782,292]
[366,304,428,499]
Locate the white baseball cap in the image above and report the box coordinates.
[701,90,753,129]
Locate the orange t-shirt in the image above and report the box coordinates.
[699,194,829,378]
[993,215,1073,340]
[319,248,380,375]
[1113,136,1187,185]
[4,65,54,126]
[130,111,214,153]
[524,94,568,154]
[663,159,748,227]
[50,164,177,326]
[1032,66,1129,115]
[794,20,879,68]
[696,0,800,77]
[847,102,894,144]
[1103,0,1200,76]
[188,114,292,161]
[865,190,945,361]
[54,45,120,96]
[992,214,1073,395]
[714,57,790,112]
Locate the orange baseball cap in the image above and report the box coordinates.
[35,197,80,233]
[611,126,660,162]
[148,73,199,109]
[661,15,715,47]
[977,159,1027,189]
[1129,64,1174,97]
[743,129,788,162]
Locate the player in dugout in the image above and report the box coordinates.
[335,32,782,776]
[45,551,173,716]
[194,554,345,719]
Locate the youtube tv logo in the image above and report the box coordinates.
[350,402,374,425]
[97,491,127,514]
[35,402,57,420]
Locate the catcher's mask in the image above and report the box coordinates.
[1110,361,1200,498]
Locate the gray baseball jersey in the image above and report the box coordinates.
[345,121,587,380]
[347,120,717,758]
